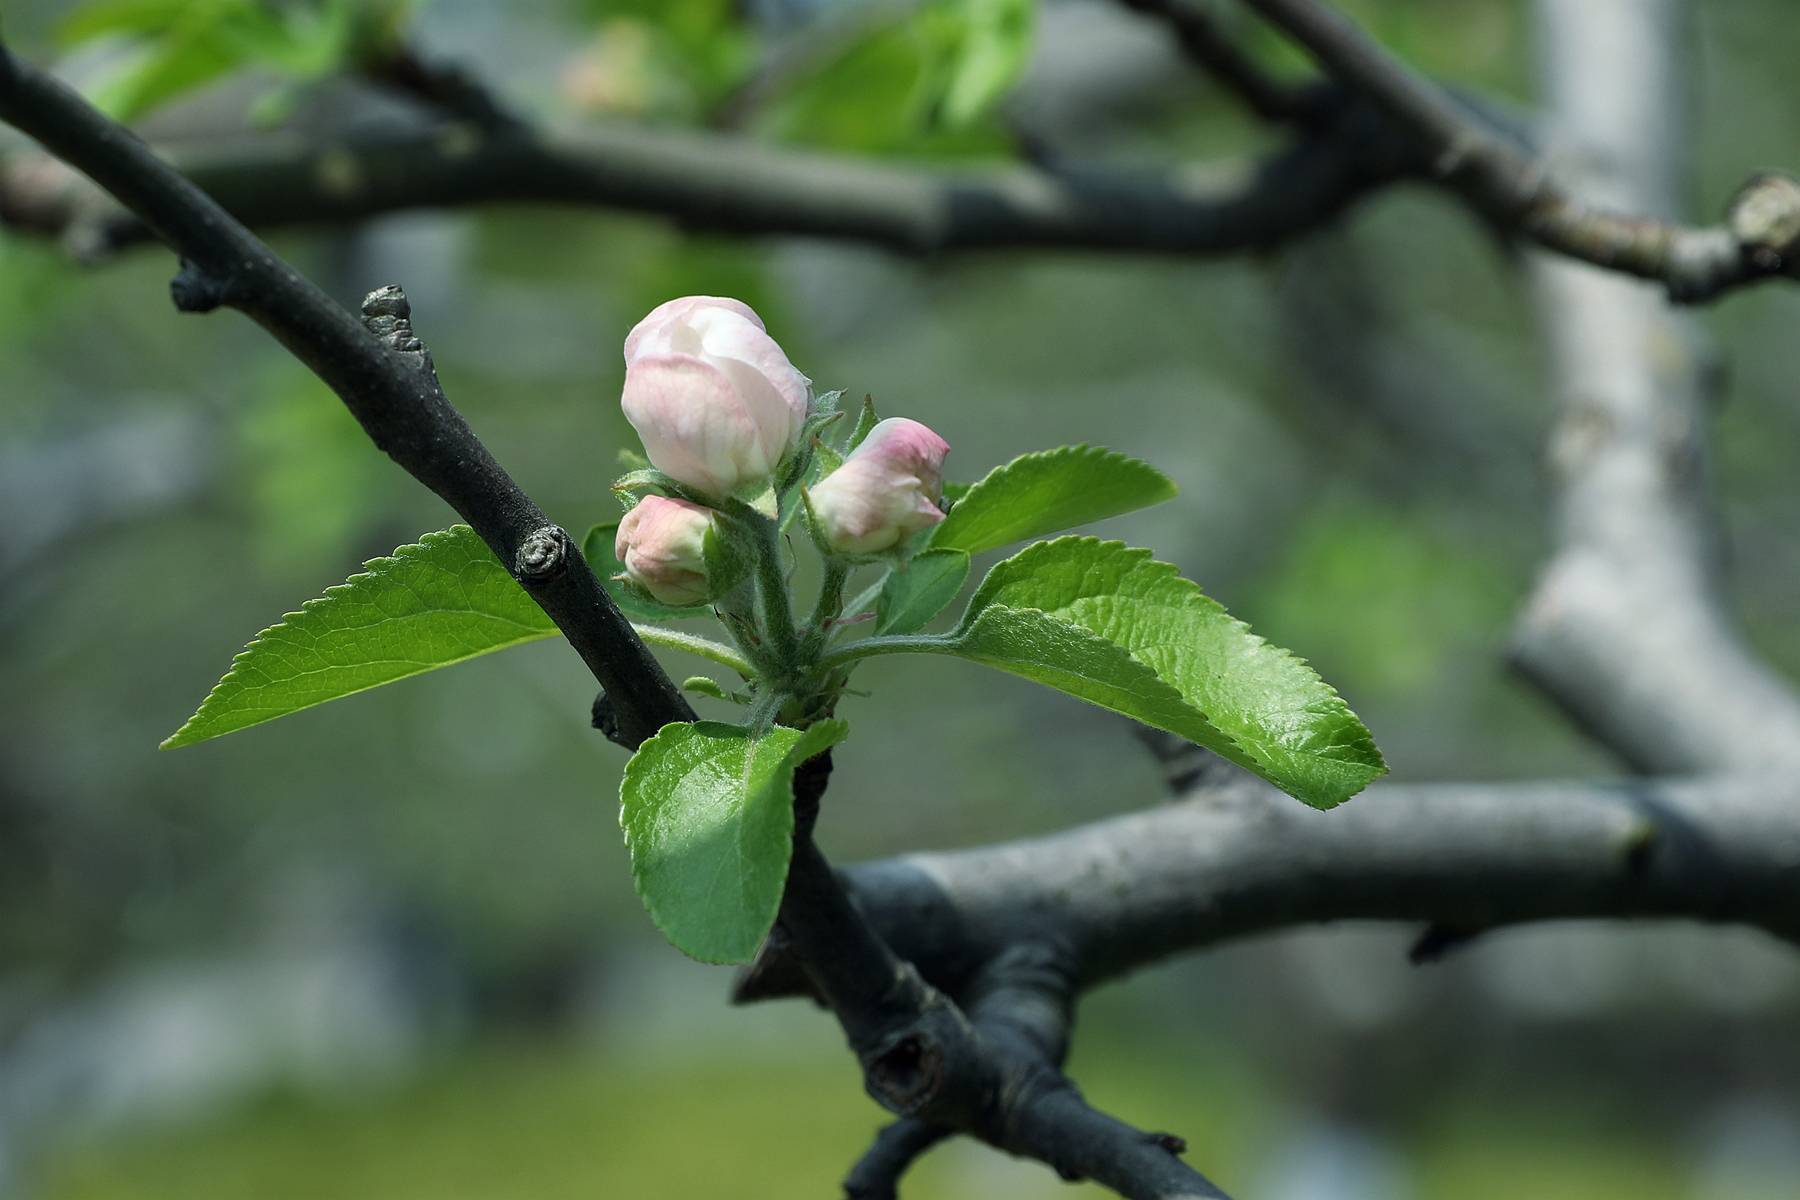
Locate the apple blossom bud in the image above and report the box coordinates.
[620,296,810,497]
[614,495,720,607]
[809,418,950,555]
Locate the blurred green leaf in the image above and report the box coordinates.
[959,537,1386,808]
[876,547,970,634]
[757,0,1026,154]
[64,0,411,121]
[936,0,1034,128]
[163,526,553,748]
[932,445,1177,555]
[619,719,848,963]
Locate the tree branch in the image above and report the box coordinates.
[1113,0,1322,124]
[0,118,1400,263]
[1232,0,1800,302]
[0,43,691,747]
[1512,0,1800,772]
[739,771,1800,1006]
[774,755,1235,1199]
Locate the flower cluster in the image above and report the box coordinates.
[613,296,950,609]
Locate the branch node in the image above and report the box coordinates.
[360,283,427,353]
[516,525,569,581]
[590,690,629,748]
[1150,1131,1189,1156]
[865,1028,947,1116]
[1727,171,1800,275]
[169,258,231,312]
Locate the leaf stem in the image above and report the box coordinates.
[839,571,889,629]
[745,686,791,735]
[807,558,852,643]
[747,512,804,677]
[816,632,962,673]
[631,624,755,676]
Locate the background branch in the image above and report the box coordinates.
[1233,0,1800,301]
[0,118,1400,262]
[740,770,1800,1006]
[1512,0,1800,772]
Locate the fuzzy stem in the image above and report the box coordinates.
[630,624,754,676]
[817,632,961,673]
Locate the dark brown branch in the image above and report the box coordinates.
[1233,0,1800,302]
[0,44,691,747]
[0,117,1402,262]
[741,772,1800,1006]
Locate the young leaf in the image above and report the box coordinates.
[930,445,1176,555]
[847,395,881,450]
[963,537,1386,809]
[953,605,1218,742]
[620,719,849,964]
[876,548,971,634]
[163,526,554,748]
[582,523,714,621]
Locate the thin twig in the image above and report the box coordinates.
[1232,0,1800,301]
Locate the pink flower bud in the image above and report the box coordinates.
[810,418,950,555]
[614,495,719,607]
[620,296,810,497]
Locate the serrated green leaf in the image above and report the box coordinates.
[163,526,554,748]
[582,523,713,621]
[931,445,1177,556]
[964,538,1386,808]
[953,604,1215,739]
[876,548,970,634]
[620,719,848,964]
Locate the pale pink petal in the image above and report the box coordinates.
[622,353,770,496]
[623,295,765,363]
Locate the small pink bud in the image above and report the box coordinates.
[620,296,810,497]
[810,418,950,555]
[614,495,719,607]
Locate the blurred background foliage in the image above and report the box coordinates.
[2,1,1798,1197]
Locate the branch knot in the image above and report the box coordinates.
[1727,171,1800,275]
[169,258,233,313]
[361,283,427,353]
[515,525,569,581]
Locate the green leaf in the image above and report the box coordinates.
[937,0,1034,128]
[163,526,554,749]
[582,523,712,621]
[931,445,1177,556]
[876,548,970,634]
[953,605,1217,743]
[847,395,881,451]
[962,538,1386,809]
[620,719,849,964]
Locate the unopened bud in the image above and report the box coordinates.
[619,296,810,498]
[615,495,720,606]
[810,418,950,556]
